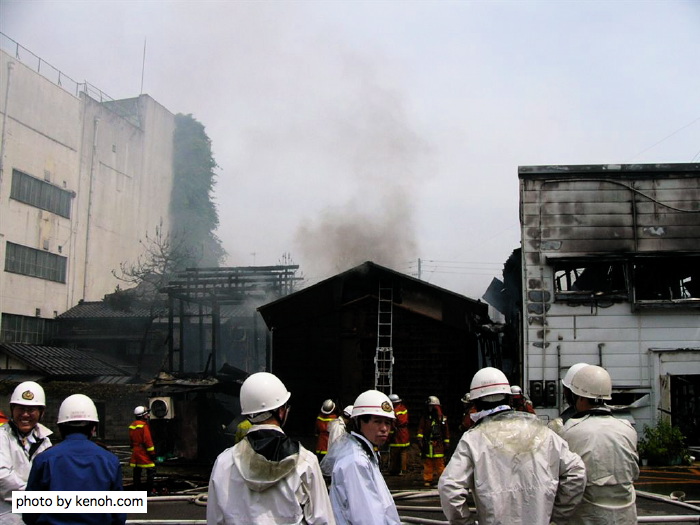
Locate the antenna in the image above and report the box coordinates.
[140,38,147,94]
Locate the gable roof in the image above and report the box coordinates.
[57,300,158,319]
[0,343,129,381]
[258,260,488,330]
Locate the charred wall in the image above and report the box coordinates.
[269,295,480,442]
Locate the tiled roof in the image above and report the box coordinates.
[57,301,158,319]
[0,343,128,377]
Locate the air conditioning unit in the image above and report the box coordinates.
[149,397,175,419]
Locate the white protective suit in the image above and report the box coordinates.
[0,421,52,502]
[561,408,640,525]
[320,432,401,525]
[207,424,335,525]
[438,409,586,525]
[326,418,347,452]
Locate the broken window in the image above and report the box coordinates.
[552,255,700,308]
[553,261,628,303]
[634,256,700,305]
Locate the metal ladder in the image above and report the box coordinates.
[374,283,394,394]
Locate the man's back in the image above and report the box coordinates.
[27,434,122,491]
[24,433,124,525]
[562,410,639,523]
[207,425,334,524]
[439,410,585,525]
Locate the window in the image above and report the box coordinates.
[5,242,67,283]
[0,313,57,344]
[553,261,628,304]
[633,256,700,305]
[552,256,700,308]
[10,169,72,218]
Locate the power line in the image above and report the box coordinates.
[626,116,700,162]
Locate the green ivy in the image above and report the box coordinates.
[171,114,226,267]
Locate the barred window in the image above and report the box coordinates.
[5,242,67,283]
[11,169,72,218]
[0,313,57,344]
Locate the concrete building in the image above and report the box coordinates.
[0,38,174,346]
[519,163,700,443]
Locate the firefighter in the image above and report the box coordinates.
[387,393,410,475]
[458,392,477,433]
[315,399,338,459]
[321,389,400,524]
[327,405,352,451]
[561,364,640,525]
[0,381,52,504]
[24,394,125,525]
[510,385,536,414]
[416,395,450,487]
[207,372,334,524]
[129,405,156,495]
[439,367,586,525]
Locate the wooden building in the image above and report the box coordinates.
[258,261,500,438]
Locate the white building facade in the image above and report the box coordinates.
[519,163,700,441]
[0,42,174,344]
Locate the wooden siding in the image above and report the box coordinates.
[519,164,700,435]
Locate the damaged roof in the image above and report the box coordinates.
[258,260,489,330]
[0,343,129,381]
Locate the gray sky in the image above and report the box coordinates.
[2,0,699,299]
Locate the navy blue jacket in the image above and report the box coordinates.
[24,433,126,525]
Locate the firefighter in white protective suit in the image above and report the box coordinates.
[438,367,586,525]
[0,382,53,524]
[561,364,640,525]
[206,372,335,525]
[321,390,401,525]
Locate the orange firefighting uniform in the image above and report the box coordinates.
[129,418,155,468]
[389,401,410,475]
[417,405,450,485]
[314,412,338,456]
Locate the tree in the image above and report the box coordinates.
[110,223,200,377]
[171,113,226,267]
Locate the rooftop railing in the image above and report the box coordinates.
[1,31,114,103]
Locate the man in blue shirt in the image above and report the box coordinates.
[24,394,126,525]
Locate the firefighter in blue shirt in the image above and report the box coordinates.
[24,394,126,525]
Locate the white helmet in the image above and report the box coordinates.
[461,392,471,404]
[569,365,612,401]
[427,395,441,406]
[240,372,291,415]
[342,405,353,418]
[10,381,46,407]
[510,385,523,395]
[351,390,395,419]
[57,394,99,424]
[562,363,589,389]
[470,367,511,401]
[321,399,336,414]
[134,406,150,417]
[388,394,401,403]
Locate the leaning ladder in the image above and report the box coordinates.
[374,283,394,394]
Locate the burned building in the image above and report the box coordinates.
[519,163,700,443]
[257,261,501,439]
